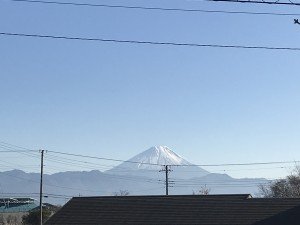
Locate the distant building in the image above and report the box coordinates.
[0,198,38,225]
[0,198,38,213]
[45,194,300,225]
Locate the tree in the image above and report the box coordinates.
[193,185,211,195]
[22,210,51,225]
[259,166,300,198]
[113,190,130,196]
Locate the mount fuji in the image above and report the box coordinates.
[117,146,193,169]
[0,146,268,204]
[107,146,209,179]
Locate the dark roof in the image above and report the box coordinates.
[45,194,300,225]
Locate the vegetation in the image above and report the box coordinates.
[0,213,24,225]
[113,190,130,196]
[193,185,211,195]
[0,215,4,225]
[22,210,51,225]
[259,166,300,198]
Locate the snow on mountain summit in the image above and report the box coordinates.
[109,146,194,172]
[107,145,209,178]
[131,146,192,168]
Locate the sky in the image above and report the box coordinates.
[1,0,300,179]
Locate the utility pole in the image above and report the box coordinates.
[39,150,44,225]
[160,165,172,195]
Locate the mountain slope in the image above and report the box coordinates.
[0,169,268,205]
[126,146,192,168]
[106,146,209,178]
[0,146,268,205]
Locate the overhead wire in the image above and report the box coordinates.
[0,172,105,193]
[208,0,300,6]
[44,152,295,174]
[0,142,41,159]
[46,149,162,166]
[0,140,297,191]
[0,141,35,151]
[45,149,300,168]
[1,141,300,171]
[5,141,296,169]
[173,160,300,167]
[1,32,300,52]
[45,152,162,171]
[0,158,39,169]
[173,184,261,187]
[0,192,73,199]
[172,180,268,184]
[0,169,164,197]
[46,152,157,169]
[42,164,162,184]
[3,0,300,17]
[0,142,164,186]
[0,150,162,185]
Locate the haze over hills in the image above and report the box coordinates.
[0,146,268,204]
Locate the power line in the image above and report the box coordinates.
[0,142,41,159]
[173,184,260,187]
[0,192,74,199]
[0,141,34,151]
[42,152,295,173]
[46,166,162,184]
[1,141,300,169]
[172,180,269,184]
[4,0,300,17]
[0,161,162,185]
[0,147,162,185]
[0,172,105,193]
[46,150,162,166]
[158,166,291,173]
[0,158,39,169]
[0,141,160,166]
[0,150,38,153]
[45,153,161,171]
[47,149,300,168]
[174,160,300,167]
[0,143,39,153]
[209,0,300,6]
[1,32,300,52]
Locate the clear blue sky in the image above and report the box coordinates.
[1,0,300,178]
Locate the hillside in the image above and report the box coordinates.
[0,146,268,204]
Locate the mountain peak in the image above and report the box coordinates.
[107,146,210,178]
[140,146,192,166]
[110,146,193,172]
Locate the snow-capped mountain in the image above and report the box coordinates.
[0,146,268,205]
[107,146,209,178]
[115,146,192,170]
